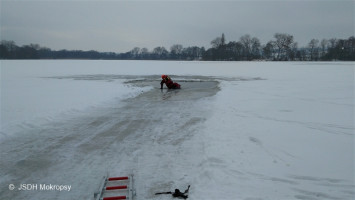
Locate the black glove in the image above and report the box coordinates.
[184,185,190,193]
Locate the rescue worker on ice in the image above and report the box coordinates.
[160,74,181,89]
[155,185,190,199]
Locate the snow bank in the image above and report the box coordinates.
[192,78,354,199]
[0,60,152,138]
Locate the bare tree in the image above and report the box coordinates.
[288,42,298,61]
[251,37,261,59]
[140,47,149,58]
[170,44,183,59]
[211,37,222,48]
[1,40,17,51]
[240,34,252,60]
[152,46,168,59]
[263,41,275,60]
[226,41,243,60]
[29,43,41,50]
[320,39,328,57]
[308,39,319,60]
[130,47,140,59]
[328,38,338,49]
[221,33,226,47]
[210,33,226,48]
[273,33,294,60]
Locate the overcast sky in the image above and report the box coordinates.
[1,0,354,52]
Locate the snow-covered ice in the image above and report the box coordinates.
[0,60,354,200]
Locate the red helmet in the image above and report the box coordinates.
[161,74,167,79]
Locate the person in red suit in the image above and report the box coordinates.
[160,75,181,89]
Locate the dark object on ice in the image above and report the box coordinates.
[161,75,181,89]
[155,185,190,199]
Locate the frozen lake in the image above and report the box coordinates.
[0,60,354,200]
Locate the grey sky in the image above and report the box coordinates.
[1,0,354,52]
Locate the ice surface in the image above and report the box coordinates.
[0,60,354,200]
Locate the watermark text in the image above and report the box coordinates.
[9,184,71,192]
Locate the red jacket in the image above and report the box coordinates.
[161,76,181,89]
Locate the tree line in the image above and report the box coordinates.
[204,33,354,61]
[1,33,354,61]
